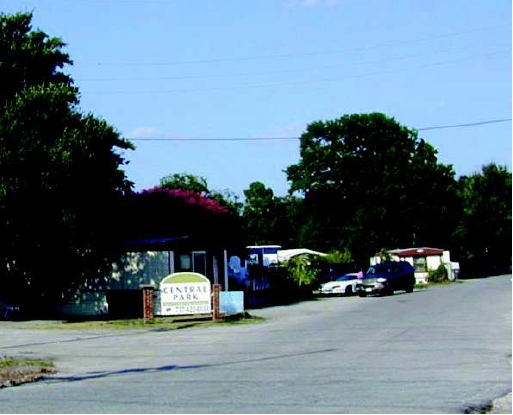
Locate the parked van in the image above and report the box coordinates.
[356,261,415,296]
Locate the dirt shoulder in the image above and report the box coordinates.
[0,357,55,388]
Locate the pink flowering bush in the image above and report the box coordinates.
[121,186,242,248]
[139,187,229,214]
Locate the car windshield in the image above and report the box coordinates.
[336,275,355,281]
[367,264,400,275]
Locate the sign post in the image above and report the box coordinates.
[212,284,221,321]
[140,285,155,321]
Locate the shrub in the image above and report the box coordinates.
[427,264,448,283]
[379,249,394,262]
[325,249,353,265]
[285,256,319,287]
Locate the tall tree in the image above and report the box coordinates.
[452,163,512,275]
[0,12,133,308]
[0,12,74,103]
[160,173,209,195]
[272,195,303,248]
[242,181,277,245]
[286,113,458,263]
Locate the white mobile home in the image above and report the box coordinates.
[370,247,459,284]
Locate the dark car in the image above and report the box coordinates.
[0,301,21,320]
[356,261,415,297]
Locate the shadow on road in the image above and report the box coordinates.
[44,347,337,384]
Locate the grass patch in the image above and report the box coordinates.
[0,357,54,370]
[415,280,458,290]
[16,312,264,331]
[217,312,265,325]
[0,356,55,388]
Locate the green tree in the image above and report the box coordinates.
[209,189,244,216]
[160,173,209,195]
[325,249,353,267]
[242,181,277,245]
[452,163,512,275]
[271,195,303,247]
[286,113,458,263]
[0,12,74,103]
[241,182,305,247]
[0,12,133,309]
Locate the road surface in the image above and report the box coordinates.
[0,275,510,413]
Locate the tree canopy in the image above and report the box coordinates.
[242,181,277,245]
[160,173,209,195]
[452,163,512,275]
[286,113,458,262]
[0,12,74,103]
[0,12,133,308]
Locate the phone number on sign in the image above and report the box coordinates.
[163,303,211,315]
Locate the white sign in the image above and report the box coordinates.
[160,272,212,316]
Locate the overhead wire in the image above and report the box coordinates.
[81,24,509,67]
[82,50,509,95]
[76,45,507,83]
[1,23,508,67]
[127,118,512,141]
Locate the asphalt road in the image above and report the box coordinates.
[0,275,510,413]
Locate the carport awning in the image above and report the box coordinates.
[388,247,443,257]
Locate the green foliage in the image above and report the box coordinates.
[0,12,74,103]
[452,163,512,275]
[325,249,353,265]
[209,189,244,216]
[0,12,133,308]
[159,173,209,195]
[379,249,394,262]
[242,181,277,245]
[284,256,319,287]
[427,264,448,283]
[286,112,458,262]
[271,195,303,248]
[0,357,54,369]
[242,181,303,247]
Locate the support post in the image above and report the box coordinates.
[212,284,221,321]
[140,285,155,321]
[223,249,229,291]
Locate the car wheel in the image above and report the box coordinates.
[405,283,414,293]
[358,291,367,297]
[345,286,353,296]
[387,287,394,296]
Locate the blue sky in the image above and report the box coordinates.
[4,0,512,197]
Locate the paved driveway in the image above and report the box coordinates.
[0,275,510,413]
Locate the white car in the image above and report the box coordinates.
[318,273,359,296]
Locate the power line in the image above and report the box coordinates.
[83,51,509,95]
[81,24,509,67]
[76,45,503,83]
[129,136,299,142]
[127,118,512,141]
[417,118,512,131]
[4,23,505,67]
